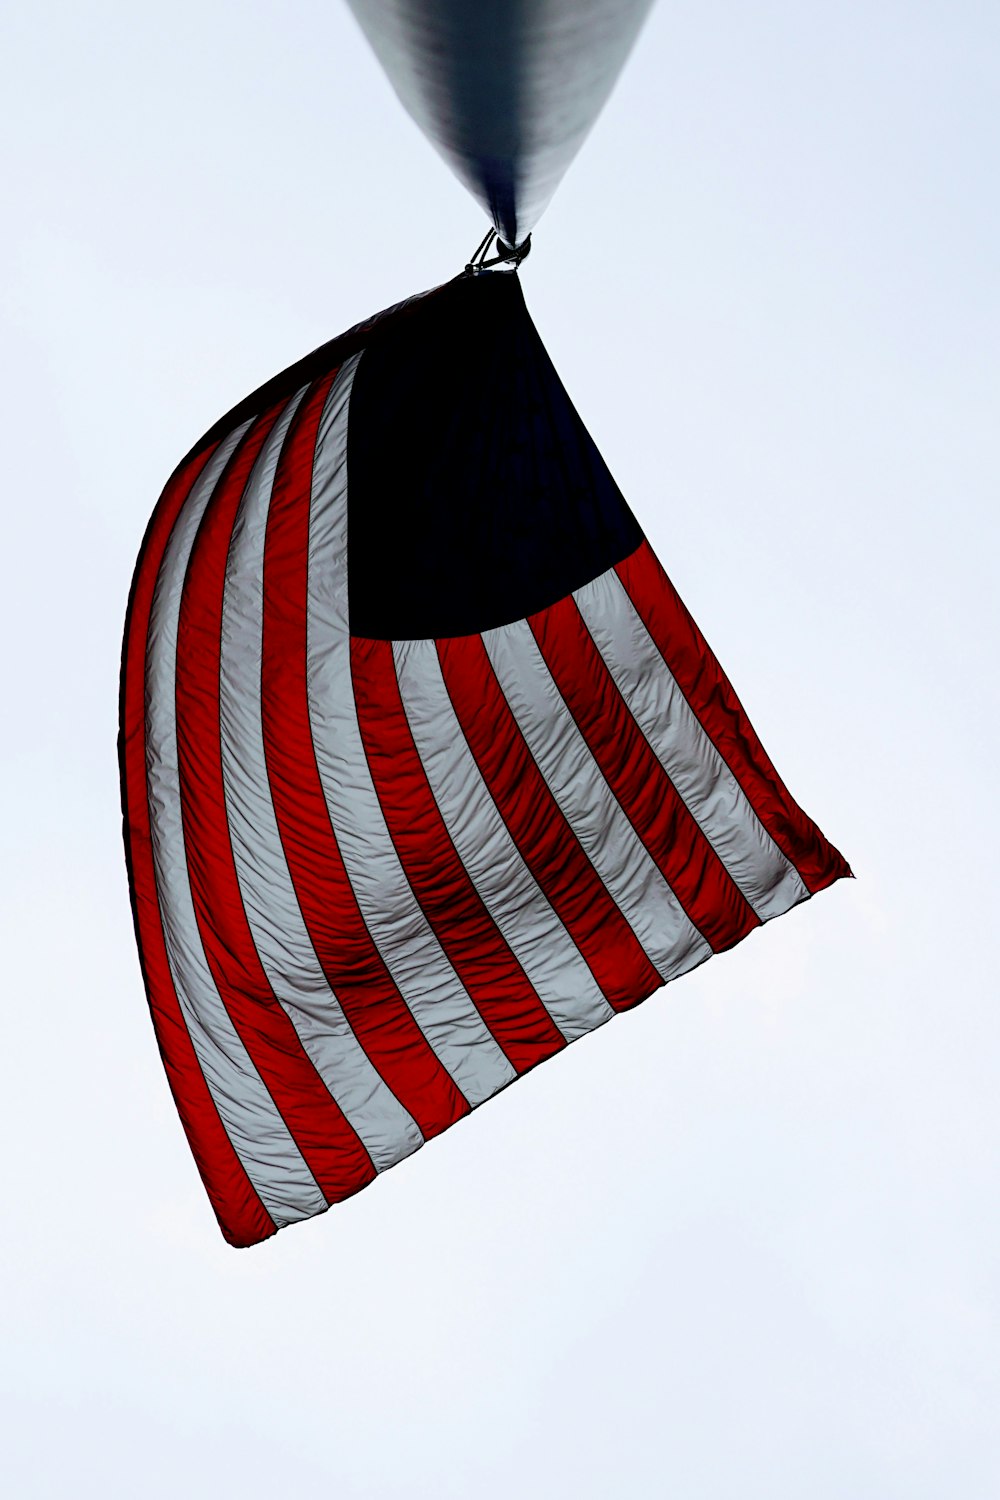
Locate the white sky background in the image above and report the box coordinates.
[1,1,997,1494]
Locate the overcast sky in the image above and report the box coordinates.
[2,3,997,1496]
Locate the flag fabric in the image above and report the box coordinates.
[120,270,849,1246]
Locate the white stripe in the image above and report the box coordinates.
[575,571,809,921]
[145,416,326,1227]
[306,358,516,1107]
[483,618,711,981]
[394,638,614,1043]
[217,391,423,1174]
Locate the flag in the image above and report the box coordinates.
[120,270,849,1245]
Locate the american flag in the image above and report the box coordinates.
[120,271,849,1246]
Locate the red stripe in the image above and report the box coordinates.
[436,635,662,1011]
[351,636,566,1072]
[260,375,469,1139]
[120,443,275,1248]
[175,394,376,1205]
[616,541,851,894]
[529,597,759,952]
